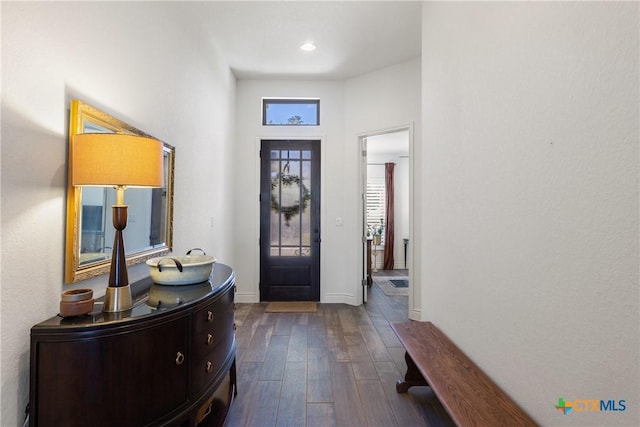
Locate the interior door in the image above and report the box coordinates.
[361,136,369,303]
[260,140,321,301]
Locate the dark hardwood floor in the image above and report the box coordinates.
[225,270,454,427]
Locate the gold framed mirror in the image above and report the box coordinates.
[64,100,174,283]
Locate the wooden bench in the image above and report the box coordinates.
[391,321,537,426]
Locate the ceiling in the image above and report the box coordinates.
[187,1,422,80]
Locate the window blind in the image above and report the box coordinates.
[366,178,385,244]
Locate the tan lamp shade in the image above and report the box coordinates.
[72,133,164,188]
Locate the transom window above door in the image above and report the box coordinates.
[262,98,320,126]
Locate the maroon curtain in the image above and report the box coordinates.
[383,162,395,270]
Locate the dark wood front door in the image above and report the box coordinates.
[260,140,321,301]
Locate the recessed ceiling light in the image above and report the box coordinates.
[300,42,316,52]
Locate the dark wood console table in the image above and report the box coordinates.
[29,263,236,427]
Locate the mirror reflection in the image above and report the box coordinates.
[65,100,174,283]
[78,172,170,264]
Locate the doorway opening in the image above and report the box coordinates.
[360,127,411,308]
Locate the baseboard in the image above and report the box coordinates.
[234,291,359,306]
[321,292,358,305]
[234,292,258,304]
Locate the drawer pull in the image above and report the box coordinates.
[201,404,212,423]
[206,334,214,345]
[205,361,213,373]
[175,352,185,366]
[207,311,214,322]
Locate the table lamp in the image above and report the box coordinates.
[72,133,164,312]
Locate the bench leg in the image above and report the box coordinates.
[396,351,429,393]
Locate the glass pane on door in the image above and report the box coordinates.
[269,149,312,257]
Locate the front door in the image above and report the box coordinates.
[260,140,321,301]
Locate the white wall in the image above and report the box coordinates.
[344,58,422,318]
[395,157,409,268]
[233,80,349,303]
[234,60,421,309]
[1,3,236,425]
[421,2,638,425]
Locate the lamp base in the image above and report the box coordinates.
[103,285,133,312]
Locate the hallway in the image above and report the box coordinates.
[225,273,453,426]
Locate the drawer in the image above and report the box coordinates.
[192,304,234,361]
[193,289,234,334]
[195,371,233,427]
[192,331,235,394]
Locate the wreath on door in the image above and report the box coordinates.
[271,172,311,226]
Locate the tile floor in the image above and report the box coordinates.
[224,271,454,427]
